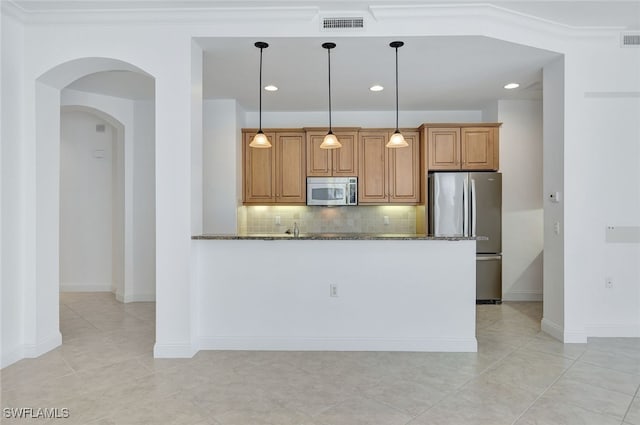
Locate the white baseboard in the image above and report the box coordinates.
[115,290,155,303]
[24,332,63,358]
[586,323,640,337]
[502,290,543,302]
[1,345,25,369]
[542,318,587,343]
[541,318,564,342]
[153,343,198,358]
[2,332,63,369]
[198,336,478,352]
[564,328,588,344]
[60,283,112,292]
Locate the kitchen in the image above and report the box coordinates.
[192,36,548,352]
[3,0,638,369]
[200,38,547,291]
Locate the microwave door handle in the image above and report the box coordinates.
[348,182,356,205]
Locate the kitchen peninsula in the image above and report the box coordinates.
[191,234,478,352]
[190,122,503,353]
[189,122,503,353]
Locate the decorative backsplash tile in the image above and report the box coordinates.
[239,205,418,235]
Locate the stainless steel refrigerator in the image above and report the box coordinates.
[428,172,502,303]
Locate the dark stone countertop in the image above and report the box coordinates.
[192,233,483,241]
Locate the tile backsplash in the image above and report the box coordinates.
[239,205,418,235]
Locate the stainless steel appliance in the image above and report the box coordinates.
[307,177,357,206]
[428,172,502,303]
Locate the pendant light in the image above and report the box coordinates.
[249,41,271,148]
[386,41,408,148]
[320,42,341,149]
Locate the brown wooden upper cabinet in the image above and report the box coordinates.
[358,130,420,204]
[306,130,358,176]
[242,130,306,204]
[424,124,500,171]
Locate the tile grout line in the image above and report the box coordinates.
[622,383,640,423]
[56,300,86,377]
[508,345,587,425]
[579,346,640,376]
[400,348,519,424]
[403,326,541,424]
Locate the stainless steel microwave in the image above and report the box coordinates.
[306,177,357,206]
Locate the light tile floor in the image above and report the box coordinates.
[2,293,640,424]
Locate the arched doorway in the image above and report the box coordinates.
[30,58,156,357]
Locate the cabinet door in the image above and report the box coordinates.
[306,130,358,176]
[306,132,332,176]
[389,131,420,204]
[461,127,498,170]
[427,128,461,170]
[332,131,358,176]
[358,131,388,203]
[275,132,306,204]
[243,132,275,203]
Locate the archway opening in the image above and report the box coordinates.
[32,58,156,359]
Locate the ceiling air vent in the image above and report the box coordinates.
[322,17,364,31]
[621,32,640,47]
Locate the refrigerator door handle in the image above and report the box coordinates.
[471,178,477,237]
[477,255,502,261]
[463,176,469,237]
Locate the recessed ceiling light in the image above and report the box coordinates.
[264,85,278,91]
[504,83,520,89]
[370,85,384,92]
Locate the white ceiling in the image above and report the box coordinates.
[199,36,557,111]
[56,1,637,110]
[66,36,558,110]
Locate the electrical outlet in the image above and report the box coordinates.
[275,216,281,225]
[383,216,390,225]
[605,278,613,288]
[330,284,338,297]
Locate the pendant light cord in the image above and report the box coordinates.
[327,47,332,133]
[258,46,263,132]
[395,45,399,132]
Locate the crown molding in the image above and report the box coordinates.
[2,0,629,39]
[1,1,27,21]
[2,1,319,25]
[369,3,626,36]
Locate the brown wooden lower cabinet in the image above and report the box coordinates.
[242,130,306,204]
[358,130,420,204]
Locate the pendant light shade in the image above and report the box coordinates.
[320,42,342,150]
[388,130,407,147]
[250,131,270,148]
[249,41,272,148]
[321,132,340,149]
[386,41,408,148]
